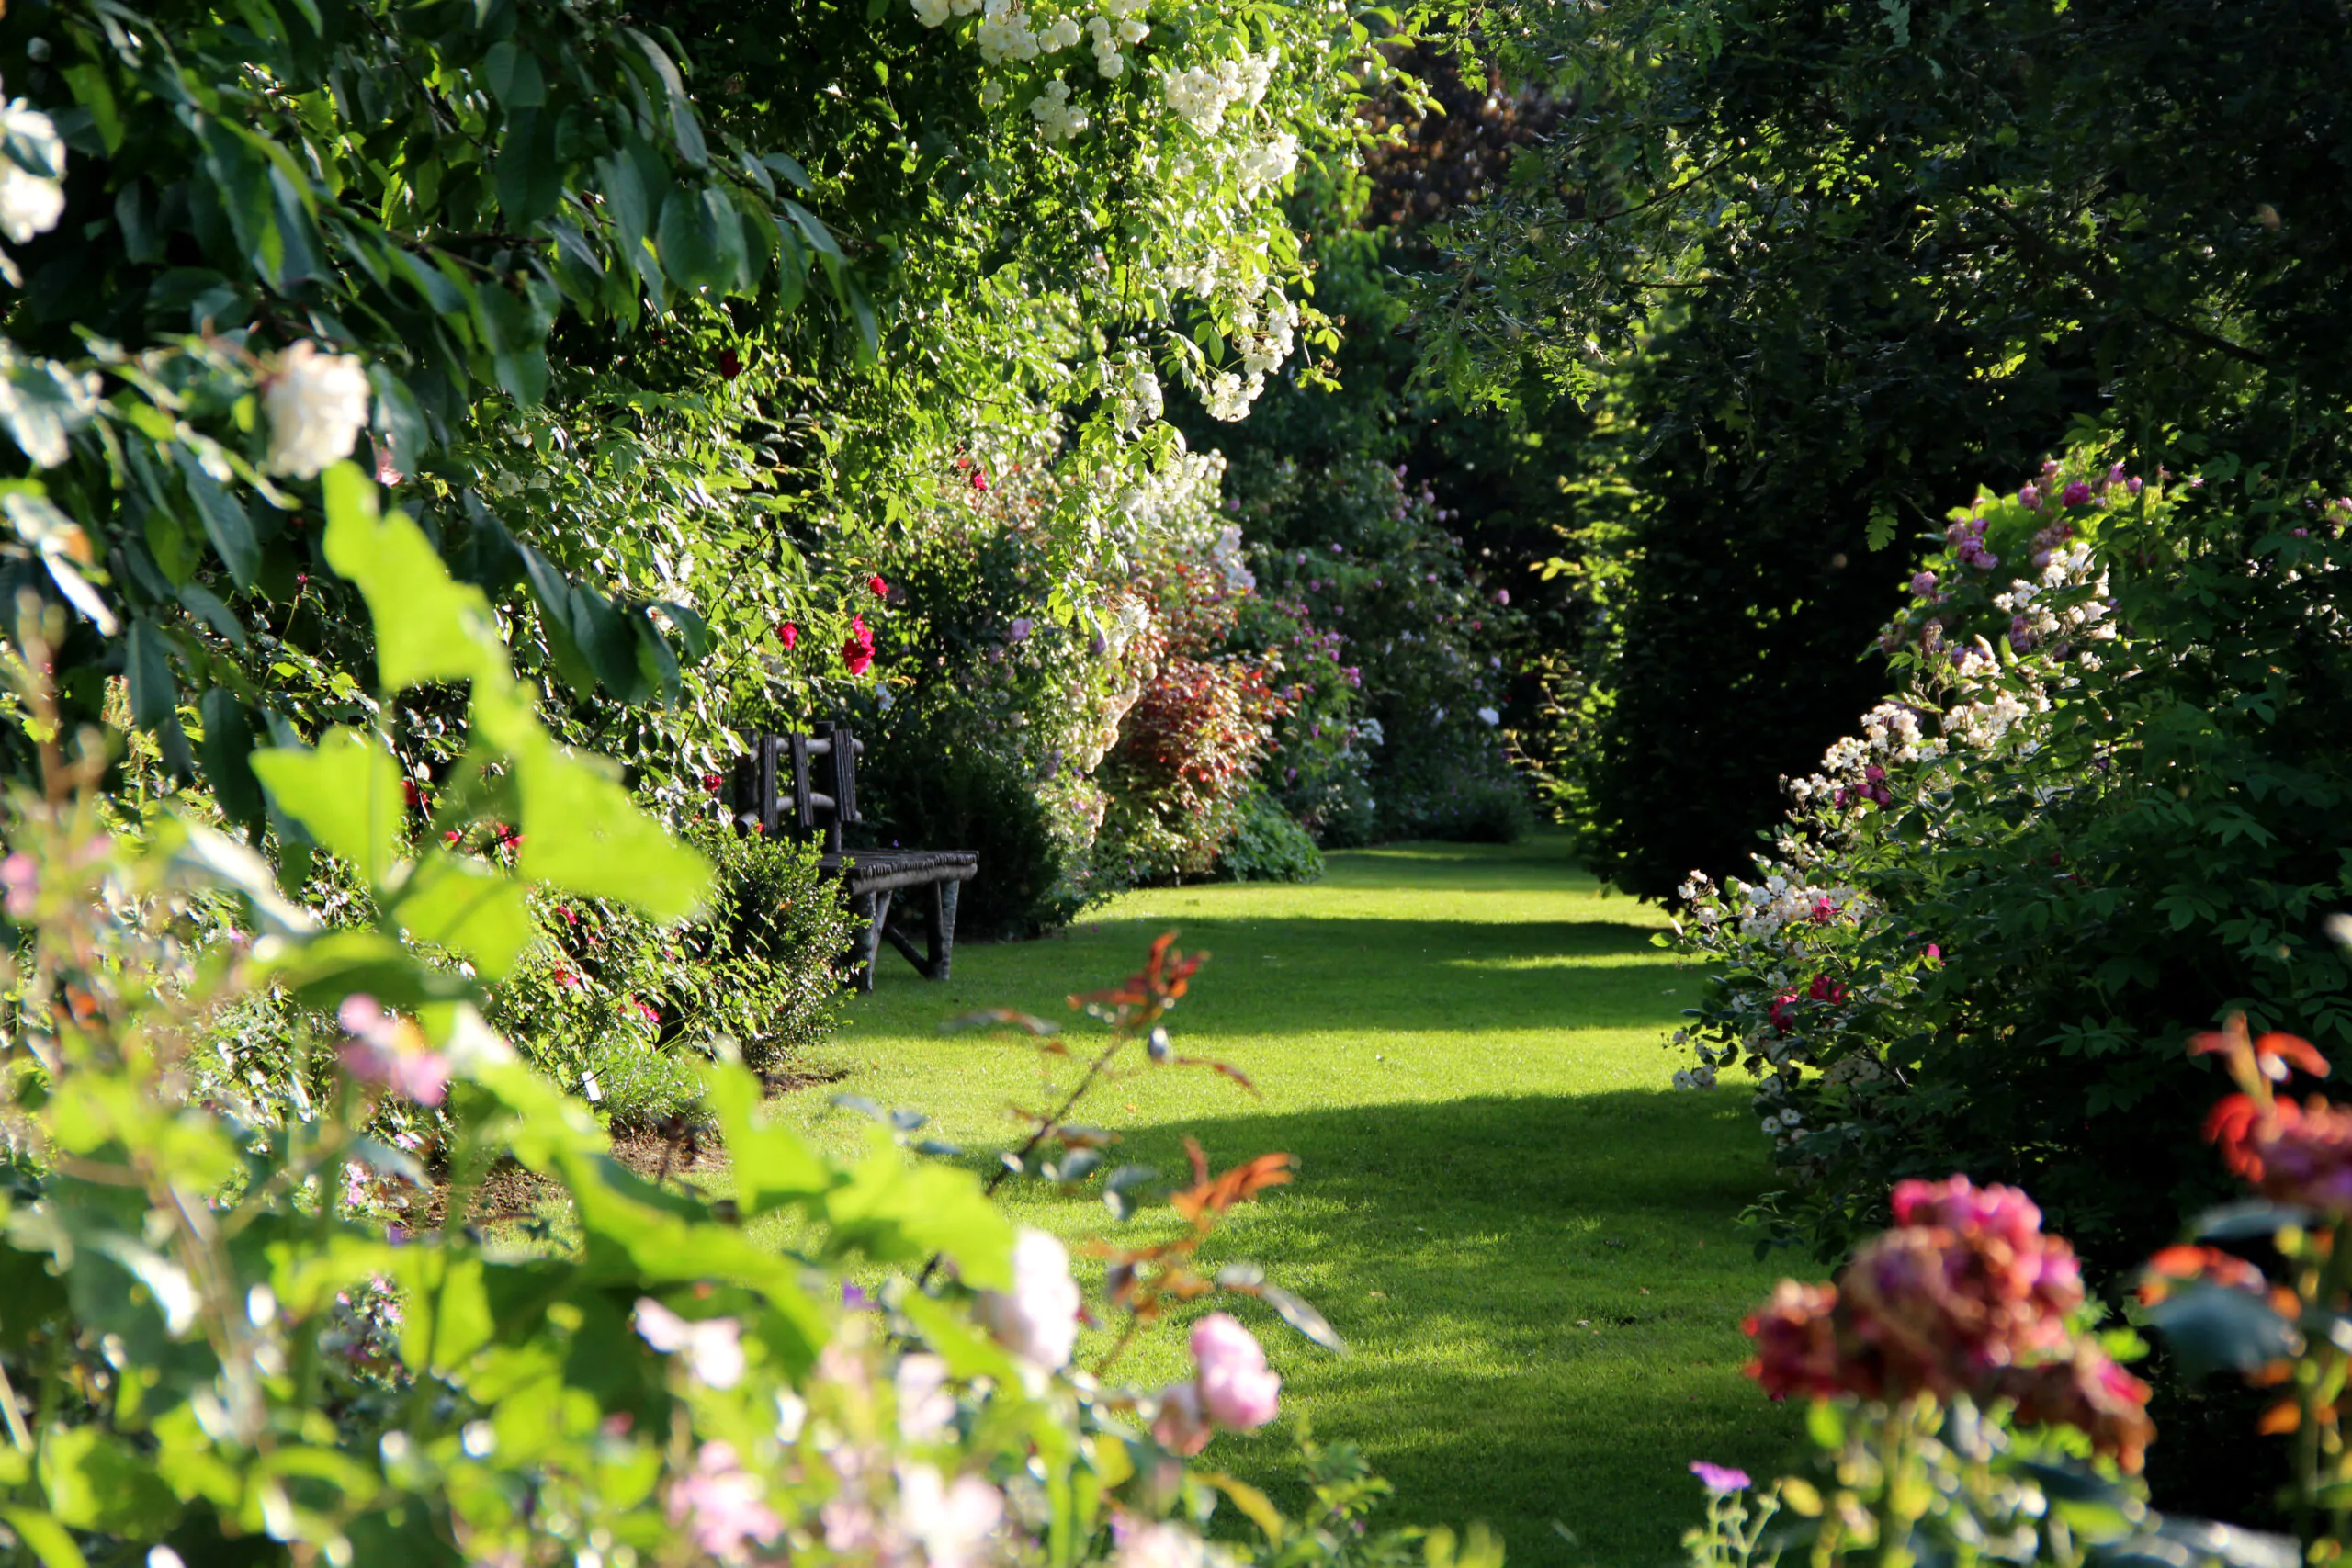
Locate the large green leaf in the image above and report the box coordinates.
[388,850,535,977]
[320,464,504,693]
[38,1426,180,1535]
[249,725,401,885]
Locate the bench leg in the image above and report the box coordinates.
[930,880,958,982]
[850,889,892,993]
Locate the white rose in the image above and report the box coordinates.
[0,101,66,245]
[974,1228,1080,1369]
[264,341,371,479]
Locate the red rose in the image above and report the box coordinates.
[842,613,876,676]
[718,349,742,379]
[776,622,798,649]
[868,574,889,597]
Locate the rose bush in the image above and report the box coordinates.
[1668,444,2352,1271]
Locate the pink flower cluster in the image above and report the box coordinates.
[1944,514,1999,572]
[1152,1314,1281,1454]
[1744,1175,2153,1471]
[337,995,451,1107]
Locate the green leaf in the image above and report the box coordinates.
[481,41,548,108]
[495,106,565,229]
[260,928,477,1011]
[819,1129,1013,1289]
[196,688,266,832]
[1865,501,1899,553]
[704,1064,838,1213]
[320,464,505,693]
[249,726,402,886]
[0,1508,88,1568]
[175,447,260,586]
[124,618,177,734]
[656,185,743,292]
[38,1426,180,1535]
[154,813,318,937]
[387,851,533,976]
[625,28,708,165]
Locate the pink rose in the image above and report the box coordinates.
[1191,1313,1280,1431]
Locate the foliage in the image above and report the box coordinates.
[1224,453,1525,845]
[1416,0,2352,896]
[486,819,855,1091]
[1093,528,1292,885]
[1213,787,1325,885]
[1668,446,2352,1277]
[0,479,1477,1568]
[860,706,1079,942]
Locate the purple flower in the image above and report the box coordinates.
[2018,484,2041,510]
[2060,481,2094,508]
[1008,617,1033,643]
[1690,1461,1750,1494]
[1908,570,1937,597]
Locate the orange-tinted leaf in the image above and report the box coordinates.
[2256,1398,2302,1435]
[1170,1145,1294,1224]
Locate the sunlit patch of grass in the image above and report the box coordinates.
[763,833,1815,1568]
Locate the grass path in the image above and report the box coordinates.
[770,835,1811,1568]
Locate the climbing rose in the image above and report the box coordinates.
[2061,480,2095,507]
[842,613,876,676]
[868,574,889,597]
[1192,1313,1281,1430]
[776,621,798,649]
[975,1228,1081,1369]
[1743,1279,1844,1400]
[1117,1517,1221,1568]
[264,341,371,479]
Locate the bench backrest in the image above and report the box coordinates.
[731,723,863,852]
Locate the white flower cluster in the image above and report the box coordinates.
[1234,132,1298,197]
[0,96,65,248]
[1162,50,1276,134]
[975,0,1044,61]
[1085,7,1148,78]
[1028,77,1090,141]
[265,341,372,479]
[1208,523,1254,593]
[910,0,981,26]
[1942,687,2036,751]
[1109,355,1164,433]
[1717,872,1862,944]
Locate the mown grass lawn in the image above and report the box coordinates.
[768,834,1814,1568]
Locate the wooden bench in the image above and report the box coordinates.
[730,722,978,992]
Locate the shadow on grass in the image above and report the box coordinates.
[988,1090,1808,1568]
[866,916,1686,1036]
